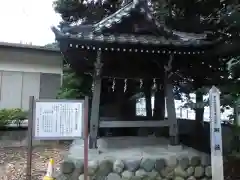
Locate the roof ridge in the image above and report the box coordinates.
[53,0,209,41]
[94,1,139,32]
[138,0,209,40]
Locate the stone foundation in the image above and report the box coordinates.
[55,137,212,180]
[56,155,212,180]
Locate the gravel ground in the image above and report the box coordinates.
[0,143,70,180]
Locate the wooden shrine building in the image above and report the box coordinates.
[53,0,224,149]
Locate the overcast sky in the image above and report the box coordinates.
[0,0,61,46]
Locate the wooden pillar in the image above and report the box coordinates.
[144,80,152,118]
[165,55,179,145]
[153,81,165,120]
[89,50,102,149]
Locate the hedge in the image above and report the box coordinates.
[0,108,28,127]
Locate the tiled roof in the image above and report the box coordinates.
[93,0,178,38]
[52,27,212,47]
[52,0,218,48]
[59,0,208,42]
[93,1,138,33]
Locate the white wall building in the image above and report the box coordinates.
[0,42,62,110]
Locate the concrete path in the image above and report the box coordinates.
[67,137,205,161]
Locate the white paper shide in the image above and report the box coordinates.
[34,101,84,140]
[209,86,224,180]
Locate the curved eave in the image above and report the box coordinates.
[52,27,217,55]
[59,0,209,42]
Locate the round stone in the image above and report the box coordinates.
[107,172,121,180]
[190,156,201,166]
[61,160,75,174]
[174,166,188,178]
[187,176,196,180]
[72,160,84,176]
[166,156,178,167]
[174,177,184,180]
[113,159,124,174]
[140,158,156,172]
[95,159,113,177]
[201,156,211,166]
[135,169,148,179]
[186,166,194,176]
[205,166,212,177]
[122,170,134,179]
[131,177,141,180]
[194,166,204,178]
[74,160,84,169]
[78,174,92,180]
[88,160,99,175]
[124,159,141,172]
[71,168,83,180]
[147,170,160,180]
[155,158,166,171]
[178,157,189,170]
[161,167,174,179]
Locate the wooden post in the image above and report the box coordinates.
[89,50,102,149]
[166,83,179,145]
[84,96,89,180]
[26,96,34,180]
[209,86,224,180]
[164,55,179,145]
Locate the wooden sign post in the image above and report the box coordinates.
[209,86,224,180]
[26,97,88,180]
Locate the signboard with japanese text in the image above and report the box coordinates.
[209,86,224,180]
[33,100,85,140]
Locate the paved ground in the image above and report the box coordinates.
[68,136,206,161]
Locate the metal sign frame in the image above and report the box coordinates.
[33,99,86,140]
[26,96,89,180]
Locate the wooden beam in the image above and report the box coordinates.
[89,50,102,149]
[99,120,169,128]
[165,55,179,145]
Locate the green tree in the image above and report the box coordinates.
[53,0,240,111]
[57,64,92,99]
[53,0,121,24]
[44,43,92,99]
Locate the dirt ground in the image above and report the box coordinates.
[0,143,70,180]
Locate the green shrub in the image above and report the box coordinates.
[9,108,28,127]
[0,109,11,126]
[0,108,28,127]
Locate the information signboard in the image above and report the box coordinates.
[209,86,224,180]
[33,100,85,140]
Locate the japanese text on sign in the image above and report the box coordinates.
[34,101,84,140]
[209,86,224,180]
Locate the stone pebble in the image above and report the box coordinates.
[113,159,124,173]
[56,155,212,180]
